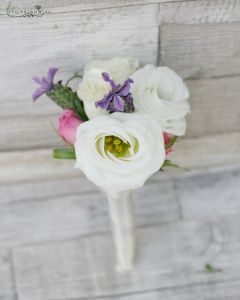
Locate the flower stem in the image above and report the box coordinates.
[65,74,82,87]
[107,191,135,272]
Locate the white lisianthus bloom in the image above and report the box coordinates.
[131,65,190,136]
[77,68,110,119]
[85,57,139,84]
[74,112,165,197]
[77,57,139,119]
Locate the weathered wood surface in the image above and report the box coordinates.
[176,168,240,220]
[0,0,240,150]
[0,0,240,299]
[0,3,158,151]
[159,0,240,78]
[0,250,16,300]
[159,23,240,79]
[0,154,239,299]
[0,0,186,15]
[159,0,240,25]
[9,167,240,300]
[12,219,240,300]
[0,181,179,249]
[185,77,240,137]
[97,280,240,300]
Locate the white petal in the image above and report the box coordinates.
[74,113,165,195]
[132,65,190,136]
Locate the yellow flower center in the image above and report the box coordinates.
[104,135,130,157]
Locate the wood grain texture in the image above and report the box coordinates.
[0,4,158,151]
[93,280,240,300]
[0,250,16,300]
[185,77,240,137]
[0,1,240,299]
[169,132,240,170]
[12,211,240,299]
[159,0,240,25]
[1,163,239,299]
[159,22,240,79]
[0,180,178,248]
[10,167,240,300]
[176,168,240,220]
[0,148,78,184]
[0,0,187,15]
[0,0,240,150]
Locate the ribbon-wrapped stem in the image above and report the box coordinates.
[107,191,135,272]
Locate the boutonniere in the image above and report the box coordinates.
[33,57,190,271]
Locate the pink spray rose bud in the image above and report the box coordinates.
[57,110,83,145]
[163,132,173,155]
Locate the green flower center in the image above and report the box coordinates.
[104,135,130,158]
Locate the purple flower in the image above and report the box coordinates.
[32,67,58,101]
[95,72,135,113]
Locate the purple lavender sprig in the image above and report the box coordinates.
[95,72,135,113]
[32,67,58,101]
[32,68,88,121]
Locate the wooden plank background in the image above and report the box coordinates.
[0,0,239,151]
[0,1,240,299]
[8,166,240,300]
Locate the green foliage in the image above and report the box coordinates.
[72,96,89,121]
[165,135,178,150]
[53,148,76,160]
[47,83,88,121]
[205,264,215,273]
[160,159,189,172]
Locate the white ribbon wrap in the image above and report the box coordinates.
[107,191,135,272]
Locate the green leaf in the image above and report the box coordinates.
[72,98,89,121]
[160,159,190,171]
[53,148,76,160]
[165,135,178,150]
[205,264,215,273]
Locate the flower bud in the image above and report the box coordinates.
[163,132,173,155]
[57,110,83,144]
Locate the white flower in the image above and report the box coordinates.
[85,57,139,83]
[131,65,190,136]
[74,112,165,197]
[77,68,110,119]
[77,57,139,119]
